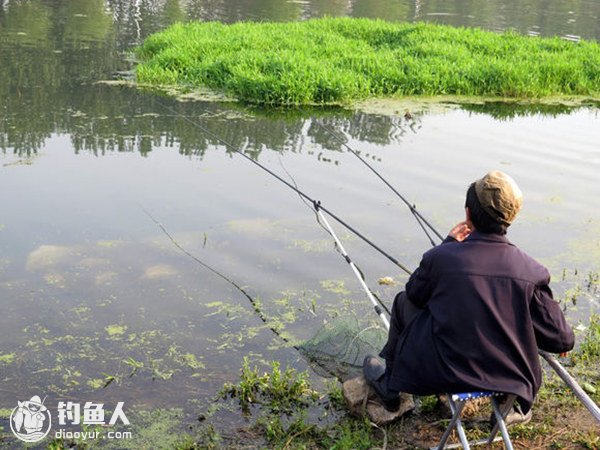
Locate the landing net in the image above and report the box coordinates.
[299,316,387,380]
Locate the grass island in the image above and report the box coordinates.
[135,17,600,105]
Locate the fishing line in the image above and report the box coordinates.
[315,120,444,247]
[143,209,297,349]
[151,95,412,275]
[276,155,328,235]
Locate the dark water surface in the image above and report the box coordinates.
[1,0,599,445]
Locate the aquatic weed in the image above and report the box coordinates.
[220,357,318,414]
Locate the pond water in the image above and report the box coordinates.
[1,0,599,445]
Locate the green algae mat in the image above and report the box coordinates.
[135,18,600,105]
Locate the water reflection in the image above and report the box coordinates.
[2,81,593,161]
[461,101,600,120]
[2,0,600,157]
[0,79,426,158]
[63,0,113,45]
[1,0,52,46]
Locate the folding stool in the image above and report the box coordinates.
[432,391,516,450]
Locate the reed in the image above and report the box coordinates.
[136,17,600,105]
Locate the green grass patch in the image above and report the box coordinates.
[216,359,379,449]
[204,321,600,448]
[575,314,600,364]
[570,314,600,402]
[219,357,319,414]
[135,17,600,105]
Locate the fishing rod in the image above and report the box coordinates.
[313,200,390,329]
[322,125,600,422]
[540,350,600,421]
[152,96,412,276]
[315,121,444,247]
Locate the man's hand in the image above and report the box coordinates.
[448,221,472,242]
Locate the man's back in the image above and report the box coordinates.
[389,231,574,411]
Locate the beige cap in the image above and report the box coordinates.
[474,171,523,225]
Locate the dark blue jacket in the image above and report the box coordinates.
[387,231,574,412]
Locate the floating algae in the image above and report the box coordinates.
[320,279,351,296]
[0,353,16,364]
[105,324,128,338]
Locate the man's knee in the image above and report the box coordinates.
[393,291,420,329]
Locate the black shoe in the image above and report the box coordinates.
[363,355,400,411]
[363,355,386,382]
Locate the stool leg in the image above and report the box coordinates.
[434,397,468,450]
[451,398,470,450]
[490,396,515,450]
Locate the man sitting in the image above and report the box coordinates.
[363,171,575,423]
